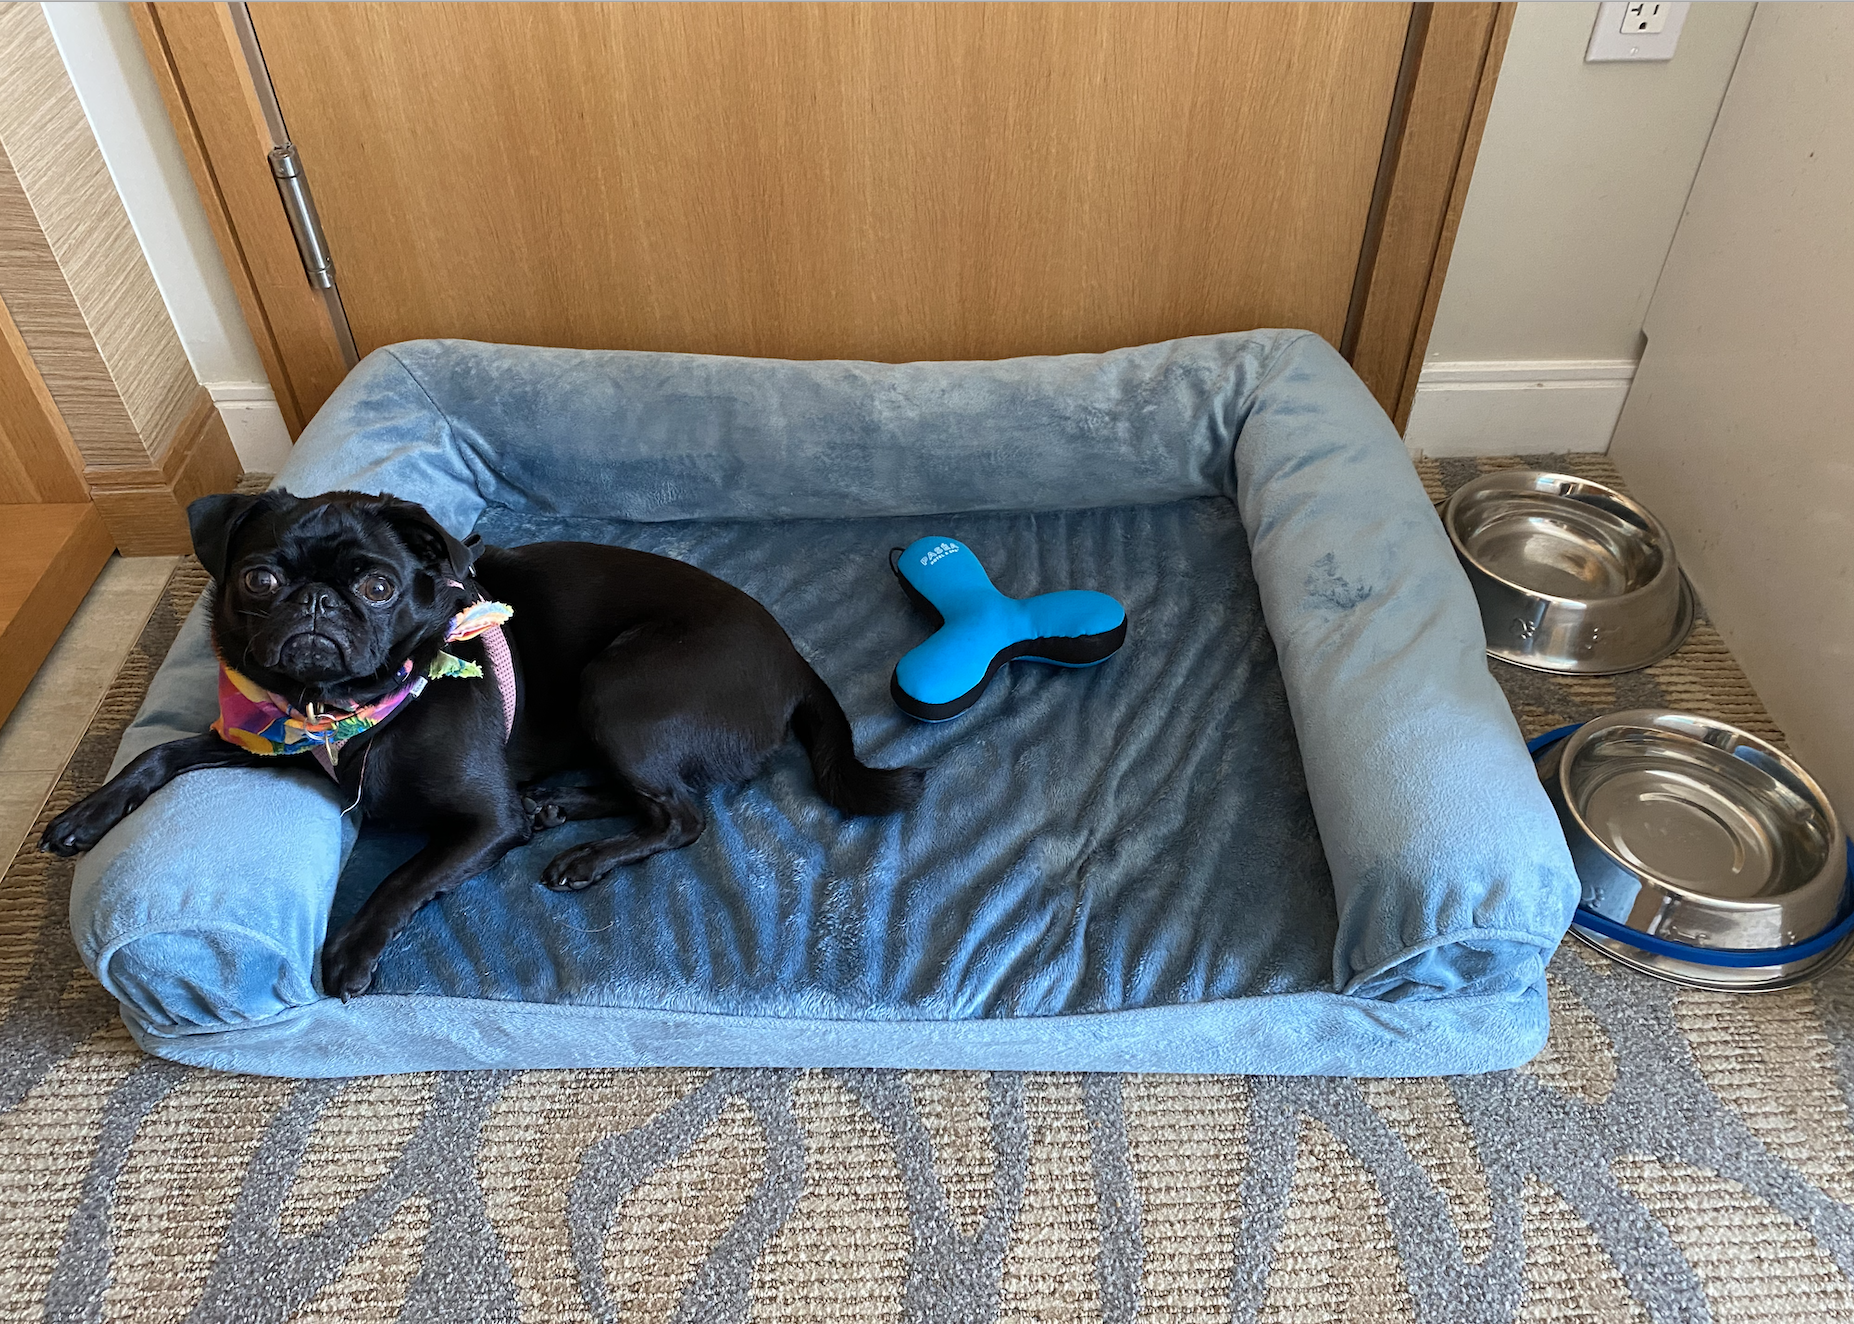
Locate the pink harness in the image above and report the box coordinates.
[444,588,517,742]
[478,616,516,741]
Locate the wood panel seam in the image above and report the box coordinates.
[130,3,305,433]
[1342,3,1430,363]
[1393,4,1515,430]
[134,2,349,435]
[1343,2,1512,427]
[0,292,89,503]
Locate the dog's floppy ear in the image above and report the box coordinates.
[375,497,482,583]
[188,490,290,582]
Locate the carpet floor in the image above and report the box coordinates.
[3,454,1852,1323]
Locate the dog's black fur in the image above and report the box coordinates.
[41,490,924,997]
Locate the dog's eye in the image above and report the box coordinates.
[357,574,397,604]
[242,567,279,596]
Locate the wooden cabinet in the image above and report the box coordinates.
[0,300,113,726]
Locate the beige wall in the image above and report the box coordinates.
[0,1,244,554]
[38,2,292,471]
[1425,1,1754,365]
[0,1,197,468]
[1609,3,1854,825]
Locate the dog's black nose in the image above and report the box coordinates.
[291,584,343,614]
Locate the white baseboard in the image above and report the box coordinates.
[1403,360,1637,457]
[205,381,293,473]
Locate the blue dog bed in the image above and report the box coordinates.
[70,331,1577,1077]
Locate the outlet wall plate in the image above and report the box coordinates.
[1587,1,1689,61]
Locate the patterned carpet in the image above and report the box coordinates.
[4,454,1853,1323]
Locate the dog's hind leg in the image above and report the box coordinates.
[538,622,771,890]
[519,782,635,830]
[538,785,704,891]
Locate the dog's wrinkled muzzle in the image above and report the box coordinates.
[273,628,350,680]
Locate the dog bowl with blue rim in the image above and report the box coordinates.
[1531,711,1853,991]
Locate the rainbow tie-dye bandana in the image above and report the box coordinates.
[212,599,514,777]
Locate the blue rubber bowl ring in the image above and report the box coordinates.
[1528,723,1854,969]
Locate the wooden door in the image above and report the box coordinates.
[136,2,1513,429]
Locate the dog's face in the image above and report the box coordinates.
[189,490,477,702]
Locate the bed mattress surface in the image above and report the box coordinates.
[346,496,1335,1018]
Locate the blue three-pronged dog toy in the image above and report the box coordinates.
[887,537,1127,721]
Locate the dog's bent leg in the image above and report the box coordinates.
[519,782,636,831]
[40,733,271,856]
[538,787,704,892]
[321,806,530,999]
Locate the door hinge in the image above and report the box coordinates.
[269,144,335,290]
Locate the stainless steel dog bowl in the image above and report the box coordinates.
[1564,923,1854,992]
[1533,712,1853,991]
[1443,471,1692,674]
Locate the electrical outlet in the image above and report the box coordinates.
[1587,1,1689,61]
[1623,3,1669,35]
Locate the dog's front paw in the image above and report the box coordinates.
[39,794,132,856]
[522,795,568,831]
[321,931,381,1001]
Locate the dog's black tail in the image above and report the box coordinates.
[792,664,925,817]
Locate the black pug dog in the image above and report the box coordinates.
[41,490,923,997]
